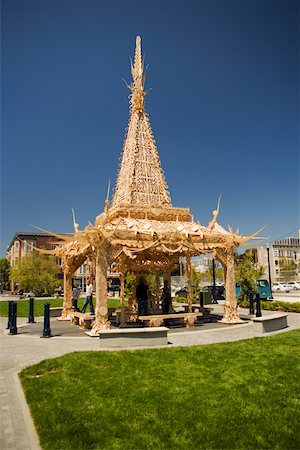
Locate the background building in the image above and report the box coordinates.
[255,229,300,282]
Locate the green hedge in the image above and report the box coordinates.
[238,299,300,313]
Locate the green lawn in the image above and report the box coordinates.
[20,330,300,450]
[0,297,123,317]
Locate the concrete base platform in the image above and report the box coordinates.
[252,313,288,333]
[99,327,169,348]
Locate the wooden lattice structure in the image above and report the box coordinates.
[42,36,263,333]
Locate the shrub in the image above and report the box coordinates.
[238,299,300,313]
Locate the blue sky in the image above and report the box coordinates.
[1,0,299,256]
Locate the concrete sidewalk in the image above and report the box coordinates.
[0,307,299,450]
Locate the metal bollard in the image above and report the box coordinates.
[6,300,13,329]
[255,293,262,317]
[28,297,35,323]
[41,303,51,338]
[199,291,204,308]
[249,292,255,315]
[9,302,17,335]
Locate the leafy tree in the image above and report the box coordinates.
[279,259,297,280]
[124,271,136,299]
[10,252,61,296]
[191,266,201,296]
[0,258,10,290]
[235,250,264,300]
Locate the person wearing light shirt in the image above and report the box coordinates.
[81,280,95,314]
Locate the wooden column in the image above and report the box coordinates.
[221,247,242,324]
[186,253,193,313]
[128,272,137,321]
[120,258,125,327]
[92,246,110,334]
[61,267,73,320]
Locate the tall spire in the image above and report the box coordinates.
[112,36,172,208]
[130,36,145,113]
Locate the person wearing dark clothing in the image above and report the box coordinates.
[161,280,172,314]
[72,286,81,312]
[136,279,149,315]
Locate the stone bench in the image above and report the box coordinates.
[139,312,203,328]
[181,305,211,317]
[99,327,169,348]
[252,313,288,333]
[70,312,95,329]
[50,307,63,317]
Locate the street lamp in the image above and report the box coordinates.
[266,243,274,300]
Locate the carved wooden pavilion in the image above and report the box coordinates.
[46,36,262,334]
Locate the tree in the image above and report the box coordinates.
[191,266,201,296]
[279,259,297,280]
[235,250,264,300]
[0,258,10,291]
[10,252,61,296]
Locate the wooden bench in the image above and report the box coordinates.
[70,312,95,329]
[252,313,288,333]
[99,327,169,348]
[138,312,203,328]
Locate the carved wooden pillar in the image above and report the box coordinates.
[92,246,110,334]
[119,257,125,327]
[221,247,242,323]
[128,272,137,322]
[185,253,193,313]
[61,260,73,320]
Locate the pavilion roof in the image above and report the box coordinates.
[112,36,171,208]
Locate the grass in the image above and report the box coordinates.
[19,330,300,450]
[0,297,124,317]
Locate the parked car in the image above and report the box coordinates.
[272,282,290,293]
[175,286,188,298]
[286,281,300,290]
[236,279,272,300]
[202,285,225,300]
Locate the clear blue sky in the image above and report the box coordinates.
[1,0,299,256]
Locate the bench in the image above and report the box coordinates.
[50,307,63,317]
[138,312,203,328]
[181,305,211,318]
[99,327,169,348]
[70,312,95,329]
[252,313,288,333]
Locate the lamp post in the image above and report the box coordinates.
[266,244,274,300]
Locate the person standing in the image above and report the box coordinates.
[136,278,148,315]
[161,280,172,314]
[81,280,95,314]
[72,285,81,312]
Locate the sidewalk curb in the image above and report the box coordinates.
[13,372,41,450]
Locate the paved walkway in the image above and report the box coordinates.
[0,307,299,450]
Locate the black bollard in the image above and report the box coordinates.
[9,302,17,335]
[199,291,204,308]
[255,293,262,317]
[249,292,255,315]
[41,303,51,338]
[28,297,35,323]
[6,300,13,329]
